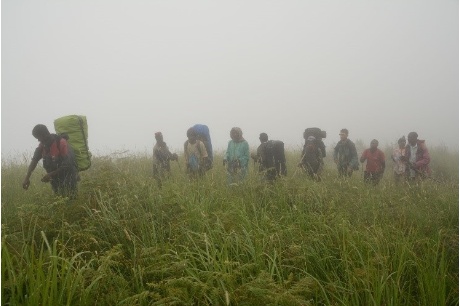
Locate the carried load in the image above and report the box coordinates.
[263,140,287,177]
[303,127,327,157]
[54,115,91,171]
[192,124,213,164]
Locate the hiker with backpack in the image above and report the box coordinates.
[224,127,250,185]
[391,136,407,184]
[184,127,209,179]
[298,136,323,181]
[360,139,386,185]
[251,133,287,182]
[153,132,178,187]
[22,124,78,199]
[333,128,359,177]
[303,128,327,158]
[401,132,431,181]
[192,124,213,172]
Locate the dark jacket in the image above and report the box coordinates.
[333,139,359,170]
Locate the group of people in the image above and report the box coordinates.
[152,126,432,187]
[22,124,432,199]
[331,129,431,185]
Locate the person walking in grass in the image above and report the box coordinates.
[184,127,209,179]
[22,124,78,199]
[298,135,323,181]
[391,136,407,184]
[224,127,250,185]
[360,139,386,185]
[153,132,178,188]
[402,132,431,181]
[333,128,359,177]
[251,133,287,182]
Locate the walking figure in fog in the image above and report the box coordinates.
[22,124,78,199]
[391,136,407,184]
[153,132,178,188]
[251,133,287,182]
[224,127,250,185]
[299,136,323,181]
[360,139,386,185]
[333,128,359,177]
[184,128,209,179]
[402,132,431,181]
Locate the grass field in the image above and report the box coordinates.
[1,146,458,305]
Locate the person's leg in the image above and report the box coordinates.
[153,165,162,188]
[363,171,370,183]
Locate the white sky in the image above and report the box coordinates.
[2,0,459,160]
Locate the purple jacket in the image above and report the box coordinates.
[405,140,431,177]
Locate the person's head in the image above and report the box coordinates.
[187,128,197,143]
[398,136,406,149]
[370,139,379,151]
[306,136,316,150]
[339,129,349,141]
[230,127,243,142]
[155,132,163,143]
[259,133,268,143]
[407,132,418,146]
[32,124,51,142]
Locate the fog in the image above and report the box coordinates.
[2,1,458,161]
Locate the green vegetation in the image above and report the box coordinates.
[2,147,458,305]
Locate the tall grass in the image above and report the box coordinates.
[1,147,458,305]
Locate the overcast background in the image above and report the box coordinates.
[2,0,458,161]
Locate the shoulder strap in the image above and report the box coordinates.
[197,140,203,156]
[53,134,62,154]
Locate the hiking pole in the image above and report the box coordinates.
[292,151,307,179]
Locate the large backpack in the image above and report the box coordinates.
[264,140,287,176]
[304,127,327,157]
[192,124,213,162]
[54,115,91,171]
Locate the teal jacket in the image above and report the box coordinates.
[225,140,250,168]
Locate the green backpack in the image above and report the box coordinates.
[54,115,92,171]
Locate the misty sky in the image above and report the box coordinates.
[2,0,459,160]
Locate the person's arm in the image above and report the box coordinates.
[381,151,386,173]
[415,144,430,168]
[359,150,367,163]
[349,142,359,169]
[22,158,39,189]
[165,144,178,161]
[183,141,189,166]
[223,141,231,166]
[199,141,208,159]
[391,149,398,163]
[239,141,250,168]
[333,144,339,163]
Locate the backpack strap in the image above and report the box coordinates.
[197,140,203,157]
[52,134,62,155]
